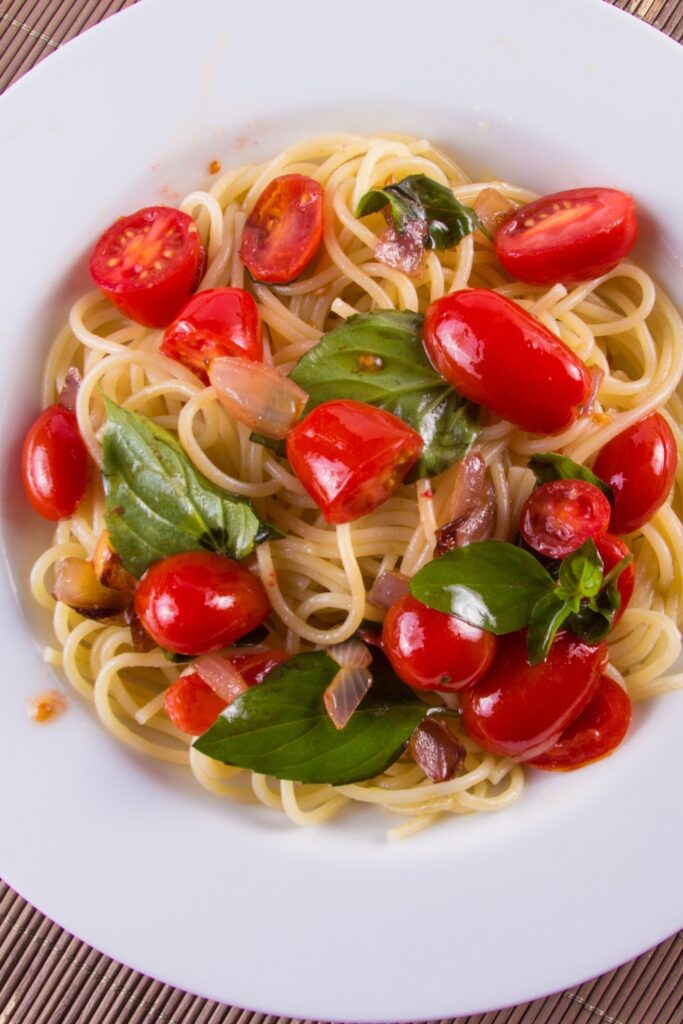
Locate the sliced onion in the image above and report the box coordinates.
[53,557,131,620]
[437,452,486,529]
[209,357,308,439]
[367,570,411,610]
[124,607,156,653]
[324,665,373,730]
[58,367,82,412]
[435,480,496,555]
[93,530,136,594]
[194,653,249,705]
[473,187,515,236]
[410,717,466,782]
[327,638,372,669]
[374,213,427,275]
[580,366,605,417]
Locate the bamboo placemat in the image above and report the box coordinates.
[1,0,682,1021]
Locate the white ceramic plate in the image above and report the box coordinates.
[0,0,681,1019]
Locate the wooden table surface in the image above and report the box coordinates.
[0,1,682,1021]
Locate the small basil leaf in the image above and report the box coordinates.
[558,539,604,597]
[528,452,613,502]
[527,592,572,665]
[289,310,479,478]
[193,650,428,785]
[410,540,555,634]
[566,596,617,644]
[602,553,634,590]
[103,399,278,578]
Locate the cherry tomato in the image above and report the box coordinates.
[495,188,638,284]
[286,399,423,524]
[22,405,88,521]
[160,287,262,383]
[381,594,497,692]
[135,551,270,655]
[594,533,635,624]
[423,290,591,435]
[228,649,287,686]
[592,413,678,534]
[89,206,205,328]
[520,479,611,559]
[528,674,631,771]
[239,174,323,283]
[460,631,607,759]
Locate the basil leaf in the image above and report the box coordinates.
[289,310,479,478]
[528,452,613,502]
[193,650,428,785]
[558,539,604,598]
[410,540,554,634]
[102,399,277,578]
[602,553,634,589]
[527,592,573,665]
[566,589,618,644]
[355,174,484,249]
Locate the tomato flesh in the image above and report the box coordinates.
[22,405,88,520]
[160,287,262,383]
[594,533,635,624]
[422,289,591,435]
[495,187,638,284]
[520,479,611,559]
[592,413,678,534]
[460,631,607,759]
[286,399,423,524]
[134,551,270,655]
[228,649,287,686]
[381,594,497,692]
[239,174,323,283]
[528,674,631,771]
[89,206,205,328]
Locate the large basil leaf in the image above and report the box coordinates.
[355,174,485,249]
[103,399,277,578]
[289,310,479,478]
[193,650,430,785]
[529,452,613,502]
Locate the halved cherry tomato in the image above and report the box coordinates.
[528,674,631,771]
[592,413,678,534]
[495,188,638,284]
[286,399,423,524]
[89,206,205,327]
[381,594,497,692]
[160,287,262,383]
[422,290,591,435]
[460,631,607,759]
[22,405,88,521]
[134,551,270,655]
[520,479,611,559]
[594,533,635,624]
[239,174,323,283]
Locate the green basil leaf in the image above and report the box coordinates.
[289,310,479,478]
[602,553,634,590]
[528,452,613,502]
[566,591,618,644]
[355,174,484,250]
[558,539,604,598]
[102,399,278,578]
[410,540,555,634]
[193,650,428,785]
[527,591,573,665]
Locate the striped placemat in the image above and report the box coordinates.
[1,1,682,1021]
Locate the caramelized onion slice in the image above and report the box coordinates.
[435,480,496,555]
[410,717,466,782]
[209,357,308,439]
[124,607,156,653]
[580,366,605,417]
[58,367,82,412]
[438,452,486,529]
[52,557,131,620]
[324,665,373,730]
[374,214,427,275]
[327,638,372,669]
[473,187,515,236]
[367,570,411,609]
[93,530,137,594]
[194,652,248,705]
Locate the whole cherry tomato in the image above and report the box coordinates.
[422,290,591,434]
[460,631,607,759]
[495,188,638,284]
[22,405,88,520]
[528,674,631,771]
[381,594,497,692]
[286,399,423,524]
[520,479,611,559]
[135,551,270,655]
[89,206,205,327]
[239,174,323,283]
[592,413,678,534]
[160,287,262,383]
[594,533,635,624]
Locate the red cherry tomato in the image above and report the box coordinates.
[89,206,205,328]
[460,631,607,759]
[592,413,678,534]
[239,174,323,283]
[594,533,635,624]
[422,290,591,435]
[135,552,270,655]
[520,479,611,559]
[228,649,287,686]
[160,287,262,383]
[381,594,497,693]
[21,405,88,521]
[286,399,423,524]
[528,674,631,771]
[495,188,638,284]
